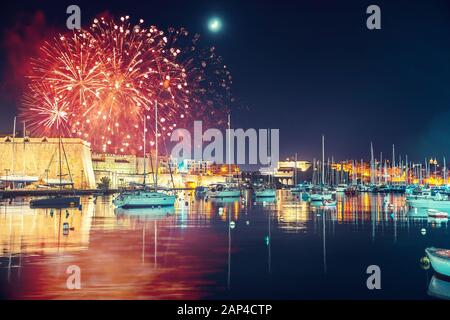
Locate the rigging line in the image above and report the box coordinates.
[60,138,75,191]
[148,148,156,189]
[161,136,176,190]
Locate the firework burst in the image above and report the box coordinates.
[20,16,233,154]
[22,82,71,136]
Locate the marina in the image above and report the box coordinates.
[0,0,449,305]
[0,191,448,299]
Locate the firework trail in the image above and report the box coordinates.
[20,16,233,154]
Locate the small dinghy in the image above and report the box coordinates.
[425,247,450,278]
[321,199,336,208]
[427,209,449,219]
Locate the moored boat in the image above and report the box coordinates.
[310,185,333,202]
[113,190,176,208]
[321,199,336,207]
[425,247,450,278]
[114,102,176,209]
[335,184,347,193]
[195,186,207,198]
[30,196,80,208]
[428,209,449,219]
[407,193,450,210]
[254,187,276,198]
[206,183,241,198]
[344,186,357,196]
[28,118,80,208]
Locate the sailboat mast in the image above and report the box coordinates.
[370,142,374,185]
[58,125,62,191]
[11,117,16,175]
[392,144,395,177]
[312,158,316,185]
[143,116,146,186]
[23,122,26,176]
[321,135,325,186]
[155,101,158,189]
[294,152,298,186]
[405,154,408,184]
[443,157,447,185]
[268,128,271,186]
[228,113,232,181]
[379,152,383,184]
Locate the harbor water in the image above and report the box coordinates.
[0,191,448,300]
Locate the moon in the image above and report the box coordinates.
[208,17,222,33]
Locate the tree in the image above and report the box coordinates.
[98,176,111,191]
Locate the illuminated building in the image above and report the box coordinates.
[0,136,96,188]
[259,160,312,186]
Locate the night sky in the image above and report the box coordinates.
[1,0,450,162]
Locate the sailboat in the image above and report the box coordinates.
[30,121,80,208]
[206,114,241,199]
[0,118,39,187]
[113,101,176,209]
[255,128,276,198]
[310,135,333,202]
[254,187,276,198]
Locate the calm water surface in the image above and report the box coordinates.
[0,191,448,299]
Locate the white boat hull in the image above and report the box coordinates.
[426,247,450,278]
[428,209,449,219]
[0,175,39,183]
[407,199,450,210]
[207,190,241,198]
[113,191,176,208]
[255,189,276,197]
[310,193,333,202]
[44,178,74,186]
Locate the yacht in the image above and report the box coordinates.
[206,114,241,199]
[206,183,241,198]
[113,101,176,209]
[113,188,175,208]
[310,188,333,202]
[407,192,450,210]
[310,135,333,202]
[335,183,348,193]
[29,120,80,208]
[254,186,276,198]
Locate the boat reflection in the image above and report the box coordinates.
[254,196,276,204]
[207,197,241,204]
[114,206,175,219]
[428,275,450,300]
[2,192,450,300]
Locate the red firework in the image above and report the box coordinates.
[20,16,233,154]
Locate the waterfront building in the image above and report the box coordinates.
[259,160,312,186]
[0,136,96,189]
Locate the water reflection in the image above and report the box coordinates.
[428,275,450,300]
[0,192,449,299]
